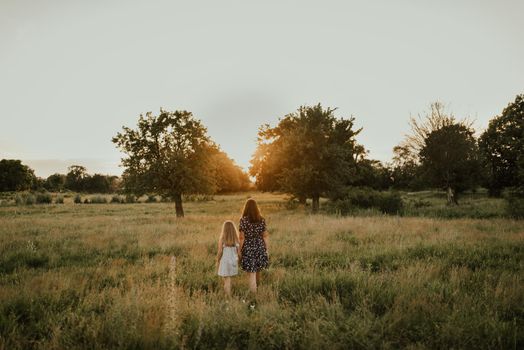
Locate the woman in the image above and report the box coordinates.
[239,198,269,293]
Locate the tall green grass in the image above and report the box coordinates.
[0,193,522,349]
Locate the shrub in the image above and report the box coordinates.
[110,195,122,203]
[90,196,107,204]
[326,187,403,215]
[55,196,64,204]
[377,192,403,215]
[412,198,432,208]
[145,195,157,203]
[183,194,214,202]
[74,194,82,204]
[35,192,52,204]
[125,194,136,204]
[83,198,90,204]
[506,191,524,219]
[15,192,36,206]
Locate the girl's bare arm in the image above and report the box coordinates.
[216,238,223,264]
[239,231,245,252]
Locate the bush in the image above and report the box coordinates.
[125,194,136,204]
[55,196,64,204]
[110,195,122,203]
[326,187,403,215]
[35,192,52,204]
[145,195,157,203]
[90,196,107,204]
[83,198,90,204]
[15,192,36,206]
[74,194,82,204]
[377,192,403,215]
[183,194,214,202]
[506,191,524,219]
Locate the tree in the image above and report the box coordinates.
[352,159,392,190]
[393,101,475,194]
[84,174,112,193]
[210,148,251,193]
[479,94,524,196]
[398,102,457,160]
[112,109,216,217]
[65,165,88,192]
[250,104,364,212]
[0,159,36,191]
[389,145,424,190]
[44,173,66,192]
[419,123,480,204]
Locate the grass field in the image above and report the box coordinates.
[0,193,523,349]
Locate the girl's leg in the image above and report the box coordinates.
[224,277,231,296]
[247,272,257,293]
[256,271,260,286]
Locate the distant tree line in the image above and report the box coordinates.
[2,94,522,216]
[390,95,524,203]
[250,95,523,210]
[0,162,121,193]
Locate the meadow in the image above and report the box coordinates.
[0,192,523,349]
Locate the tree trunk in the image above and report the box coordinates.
[446,187,458,206]
[174,193,184,217]
[312,194,320,213]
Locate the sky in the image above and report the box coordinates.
[1,0,523,177]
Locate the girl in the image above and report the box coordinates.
[239,198,269,293]
[216,220,241,296]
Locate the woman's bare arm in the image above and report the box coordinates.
[262,231,269,256]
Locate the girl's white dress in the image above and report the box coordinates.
[218,243,239,277]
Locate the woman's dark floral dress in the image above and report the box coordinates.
[239,216,269,272]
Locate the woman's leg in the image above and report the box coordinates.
[223,277,231,296]
[256,271,260,286]
[247,272,257,293]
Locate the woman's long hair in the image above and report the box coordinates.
[241,198,263,223]
[220,220,239,247]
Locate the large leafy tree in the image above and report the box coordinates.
[0,159,36,191]
[65,165,88,192]
[210,148,251,193]
[391,102,457,190]
[420,123,480,204]
[390,145,424,190]
[392,102,478,195]
[44,173,66,192]
[250,104,364,212]
[112,109,215,217]
[479,94,524,196]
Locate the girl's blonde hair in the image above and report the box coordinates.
[220,220,239,247]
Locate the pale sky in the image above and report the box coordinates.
[1,0,523,177]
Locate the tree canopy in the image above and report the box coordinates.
[210,148,251,193]
[479,94,524,196]
[391,102,479,201]
[420,123,480,204]
[113,109,220,217]
[250,104,365,212]
[0,159,36,192]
